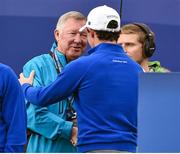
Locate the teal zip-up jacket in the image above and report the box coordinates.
[23,43,76,153]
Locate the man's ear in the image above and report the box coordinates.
[89,29,95,38]
[54,29,60,42]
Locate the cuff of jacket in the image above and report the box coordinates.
[60,121,73,140]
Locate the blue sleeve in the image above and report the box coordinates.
[23,59,73,140]
[2,66,27,152]
[22,60,85,107]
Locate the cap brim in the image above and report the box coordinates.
[79,24,87,32]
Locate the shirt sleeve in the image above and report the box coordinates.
[2,66,27,152]
[22,59,85,107]
[23,59,73,140]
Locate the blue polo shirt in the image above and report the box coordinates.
[22,43,143,152]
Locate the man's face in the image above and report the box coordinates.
[55,18,87,62]
[118,33,144,63]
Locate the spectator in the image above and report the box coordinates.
[0,63,26,152]
[118,23,169,72]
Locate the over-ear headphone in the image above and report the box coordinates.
[133,23,156,57]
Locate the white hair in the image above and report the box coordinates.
[56,11,86,31]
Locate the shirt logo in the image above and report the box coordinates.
[112,59,127,63]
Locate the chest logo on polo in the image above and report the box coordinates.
[112,59,127,64]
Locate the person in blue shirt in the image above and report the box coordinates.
[22,11,87,153]
[0,63,26,152]
[19,5,143,153]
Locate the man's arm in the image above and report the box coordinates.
[20,60,84,107]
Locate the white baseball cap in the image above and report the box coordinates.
[79,5,120,32]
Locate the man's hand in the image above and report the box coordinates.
[19,70,35,85]
[71,126,78,146]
